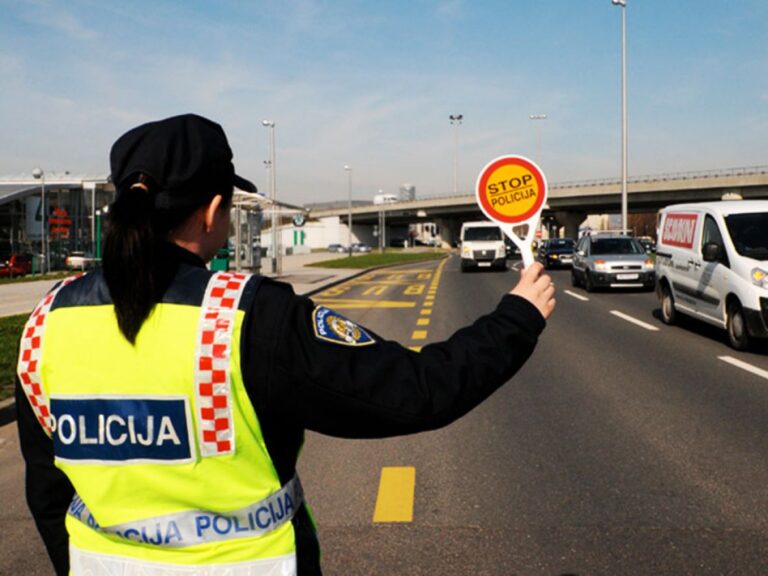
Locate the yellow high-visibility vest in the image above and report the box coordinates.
[18,270,300,575]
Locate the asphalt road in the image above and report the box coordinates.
[301,256,768,575]
[4,255,768,574]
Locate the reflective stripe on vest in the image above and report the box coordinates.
[69,547,296,576]
[17,276,79,436]
[68,475,303,548]
[195,271,250,457]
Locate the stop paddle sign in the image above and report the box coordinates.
[475,155,547,267]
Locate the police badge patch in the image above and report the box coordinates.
[312,306,376,347]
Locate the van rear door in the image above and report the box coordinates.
[658,211,702,314]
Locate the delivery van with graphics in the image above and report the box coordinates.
[459,221,507,272]
[655,200,768,349]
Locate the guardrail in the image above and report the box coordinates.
[387,165,768,203]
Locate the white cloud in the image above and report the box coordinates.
[18,0,99,41]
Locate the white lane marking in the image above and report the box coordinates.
[719,356,768,381]
[564,290,589,302]
[610,310,660,332]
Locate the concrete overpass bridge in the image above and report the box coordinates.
[308,165,768,242]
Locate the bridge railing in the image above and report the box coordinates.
[401,165,768,203]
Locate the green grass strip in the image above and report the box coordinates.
[0,314,26,400]
[307,251,447,269]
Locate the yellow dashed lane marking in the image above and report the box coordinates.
[420,309,432,316]
[408,345,423,352]
[417,318,430,326]
[373,466,416,523]
[411,330,428,340]
[312,299,416,309]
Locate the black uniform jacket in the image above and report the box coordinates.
[16,245,545,575]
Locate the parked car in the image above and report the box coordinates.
[571,234,654,292]
[0,253,33,277]
[656,200,768,350]
[537,238,575,269]
[65,251,97,270]
[326,243,347,253]
[351,242,372,253]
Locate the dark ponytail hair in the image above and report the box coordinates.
[103,174,215,344]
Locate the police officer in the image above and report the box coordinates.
[17,113,555,576]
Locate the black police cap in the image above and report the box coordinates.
[109,114,257,210]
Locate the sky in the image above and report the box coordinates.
[2,0,767,206]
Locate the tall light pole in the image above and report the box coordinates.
[612,0,628,233]
[32,167,47,274]
[344,165,352,257]
[529,114,548,163]
[449,114,463,195]
[262,120,280,275]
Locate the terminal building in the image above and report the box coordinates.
[0,173,275,274]
[0,173,113,272]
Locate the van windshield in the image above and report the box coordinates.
[725,213,768,260]
[464,227,502,241]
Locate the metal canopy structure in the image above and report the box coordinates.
[230,190,308,273]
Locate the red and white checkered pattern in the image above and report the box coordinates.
[195,272,250,457]
[17,277,79,436]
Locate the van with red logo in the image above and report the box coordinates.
[655,201,768,349]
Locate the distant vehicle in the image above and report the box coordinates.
[326,243,347,253]
[373,193,398,205]
[0,252,33,277]
[637,236,656,253]
[571,234,654,292]
[504,237,520,259]
[656,200,768,350]
[459,221,507,272]
[351,242,372,253]
[65,251,97,270]
[536,238,575,269]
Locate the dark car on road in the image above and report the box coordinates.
[536,238,575,268]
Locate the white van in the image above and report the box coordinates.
[655,200,768,349]
[459,221,507,272]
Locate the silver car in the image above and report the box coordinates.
[571,235,655,292]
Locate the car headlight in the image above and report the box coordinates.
[462,246,471,257]
[644,258,654,271]
[497,246,505,257]
[593,259,607,271]
[752,267,768,287]
[550,254,559,260]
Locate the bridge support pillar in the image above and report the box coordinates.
[433,217,455,247]
[554,211,587,239]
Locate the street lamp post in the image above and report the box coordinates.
[612,0,628,233]
[32,167,47,274]
[529,114,548,163]
[344,165,352,257]
[262,120,280,275]
[449,114,463,195]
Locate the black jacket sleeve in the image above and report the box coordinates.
[246,279,545,440]
[16,380,73,576]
